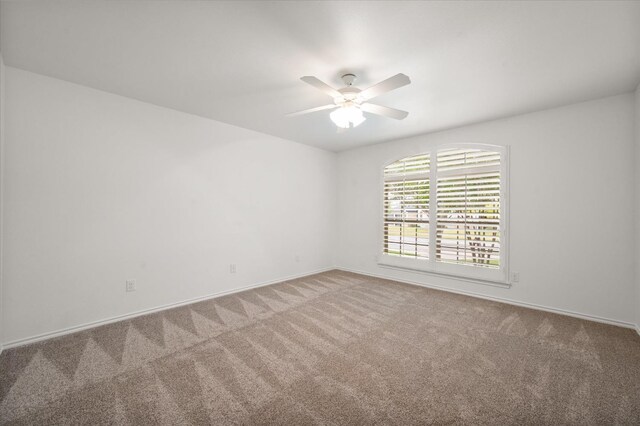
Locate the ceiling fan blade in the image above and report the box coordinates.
[359,73,411,101]
[300,76,342,98]
[361,103,409,120]
[286,104,338,117]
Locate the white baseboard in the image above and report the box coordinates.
[2,266,335,350]
[636,324,640,337]
[338,266,637,331]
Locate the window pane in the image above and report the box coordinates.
[383,154,430,260]
[436,149,500,269]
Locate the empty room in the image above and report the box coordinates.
[0,0,639,424]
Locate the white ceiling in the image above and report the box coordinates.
[2,1,640,152]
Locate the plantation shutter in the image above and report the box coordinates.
[435,149,501,268]
[383,154,430,259]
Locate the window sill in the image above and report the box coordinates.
[376,261,512,289]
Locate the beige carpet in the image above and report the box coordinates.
[1,270,639,425]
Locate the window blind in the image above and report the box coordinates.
[436,149,501,268]
[383,154,430,259]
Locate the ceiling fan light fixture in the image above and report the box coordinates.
[329,108,350,129]
[330,105,366,129]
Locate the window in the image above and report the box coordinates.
[381,144,508,284]
[383,154,430,259]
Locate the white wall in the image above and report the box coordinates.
[2,65,638,345]
[636,83,640,331]
[0,54,5,351]
[337,94,637,325]
[2,67,337,344]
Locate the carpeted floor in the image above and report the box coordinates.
[1,270,639,425]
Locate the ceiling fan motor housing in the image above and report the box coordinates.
[337,74,361,104]
[336,87,362,104]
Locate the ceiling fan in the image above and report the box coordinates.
[287,73,411,131]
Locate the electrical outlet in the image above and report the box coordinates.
[126,279,136,292]
[511,272,520,283]
[229,264,236,274]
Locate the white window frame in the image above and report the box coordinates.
[378,143,510,286]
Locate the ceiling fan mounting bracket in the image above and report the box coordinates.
[341,73,357,86]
